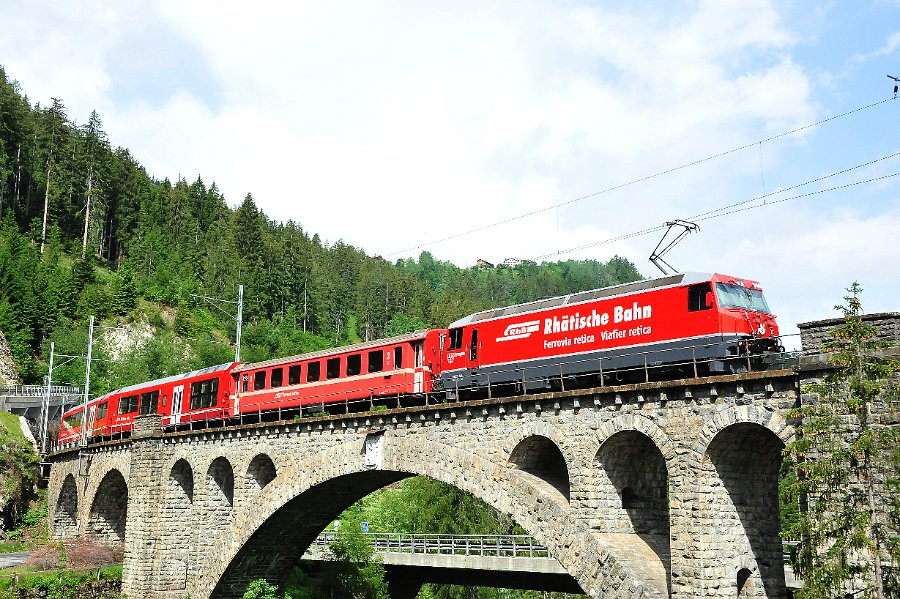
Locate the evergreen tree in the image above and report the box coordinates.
[784,283,900,598]
[111,263,137,315]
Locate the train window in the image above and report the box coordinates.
[415,342,424,367]
[688,283,713,312]
[368,350,383,373]
[288,365,301,385]
[254,371,267,391]
[326,357,341,379]
[118,395,139,414]
[63,411,83,429]
[271,368,284,388]
[190,377,219,410]
[307,362,321,382]
[448,328,463,350]
[470,329,479,360]
[96,402,108,420]
[347,354,361,376]
[140,390,159,415]
[242,374,249,393]
[394,346,403,369]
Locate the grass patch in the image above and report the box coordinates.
[0,563,123,593]
[0,543,27,555]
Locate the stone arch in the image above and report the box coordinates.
[594,414,676,462]
[698,421,787,597]
[594,430,669,535]
[246,454,277,491]
[207,457,234,508]
[53,474,79,538]
[170,458,195,503]
[201,457,236,557]
[737,567,754,596]
[87,469,128,544]
[508,435,570,502]
[595,429,672,596]
[189,436,665,599]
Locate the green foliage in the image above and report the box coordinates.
[0,564,123,598]
[0,411,38,525]
[241,579,280,599]
[281,567,316,599]
[366,477,521,536]
[111,263,137,315]
[783,283,900,599]
[384,313,426,337]
[318,521,388,599]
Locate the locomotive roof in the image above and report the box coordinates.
[116,362,235,395]
[449,272,718,328]
[235,329,431,372]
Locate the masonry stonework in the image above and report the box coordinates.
[48,370,799,599]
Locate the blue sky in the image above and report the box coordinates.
[1,0,898,347]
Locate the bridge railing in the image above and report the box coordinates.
[0,385,81,397]
[312,532,550,558]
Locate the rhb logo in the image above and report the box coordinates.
[496,320,540,342]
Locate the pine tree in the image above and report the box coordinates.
[112,263,137,315]
[784,283,900,598]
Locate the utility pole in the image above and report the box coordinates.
[40,342,54,454]
[235,284,243,362]
[80,315,94,448]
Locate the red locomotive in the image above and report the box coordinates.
[439,272,780,397]
[56,272,780,448]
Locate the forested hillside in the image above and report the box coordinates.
[0,65,642,394]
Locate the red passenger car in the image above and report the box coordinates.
[56,362,237,447]
[439,272,781,398]
[233,330,445,416]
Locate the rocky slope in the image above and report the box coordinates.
[0,330,18,385]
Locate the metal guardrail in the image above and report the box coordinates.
[312,533,550,558]
[313,533,800,564]
[0,385,81,397]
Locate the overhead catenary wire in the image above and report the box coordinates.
[532,170,900,260]
[385,95,897,258]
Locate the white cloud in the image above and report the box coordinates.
[852,29,900,62]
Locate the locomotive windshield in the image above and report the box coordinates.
[715,283,771,314]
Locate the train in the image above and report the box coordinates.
[56,272,781,448]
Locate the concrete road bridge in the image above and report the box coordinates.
[0,384,81,421]
[47,314,899,598]
[302,533,583,596]
[300,532,803,596]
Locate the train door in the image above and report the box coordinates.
[86,405,97,439]
[171,384,184,425]
[687,283,717,331]
[413,341,424,393]
[468,328,480,369]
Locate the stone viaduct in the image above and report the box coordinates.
[48,367,798,599]
[49,313,900,598]
[48,313,900,599]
